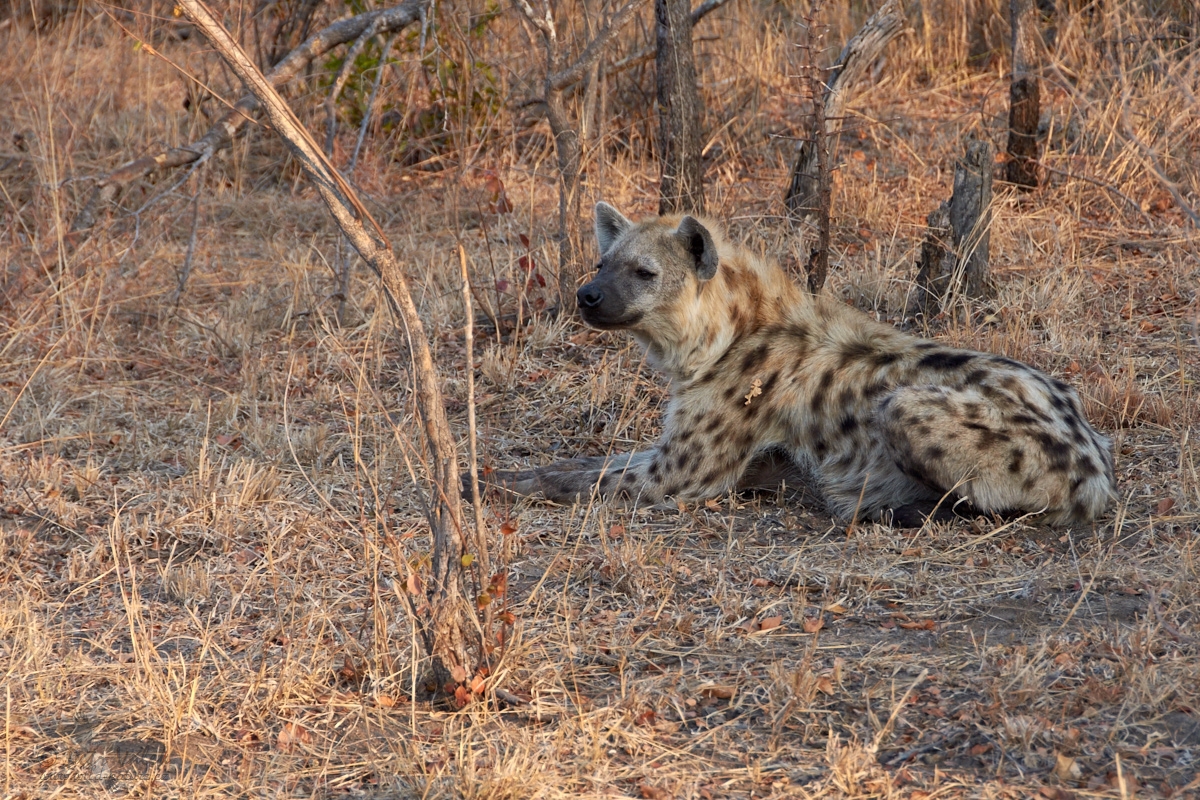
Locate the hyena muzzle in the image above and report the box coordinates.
[467,202,1115,526]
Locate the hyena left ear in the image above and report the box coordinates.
[594,202,632,254]
[675,216,719,281]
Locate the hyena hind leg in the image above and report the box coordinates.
[876,385,1110,524]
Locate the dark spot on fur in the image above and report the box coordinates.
[649,460,660,478]
[810,370,836,413]
[915,423,932,437]
[1077,458,1100,478]
[813,439,828,459]
[677,428,694,445]
[1051,379,1070,393]
[961,369,988,385]
[839,415,858,434]
[1008,448,1024,474]
[923,445,946,461]
[862,381,889,400]
[918,351,975,371]
[741,342,769,373]
[963,402,983,420]
[1070,501,1088,521]
[965,421,1010,447]
[599,474,614,491]
[871,350,900,368]
[1034,432,1072,472]
[760,371,779,397]
[1011,414,1037,426]
[913,341,937,350]
[990,356,1026,370]
[724,384,741,403]
[838,340,875,368]
[701,469,724,487]
[837,386,857,409]
[704,417,723,434]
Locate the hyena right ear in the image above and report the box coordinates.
[675,216,719,281]
[594,202,632,254]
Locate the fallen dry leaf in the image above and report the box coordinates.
[899,619,936,631]
[276,722,310,753]
[1053,752,1082,782]
[699,684,737,700]
[759,615,783,631]
[802,616,824,633]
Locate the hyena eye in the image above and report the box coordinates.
[635,268,657,280]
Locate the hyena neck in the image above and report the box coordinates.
[653,253,806,385]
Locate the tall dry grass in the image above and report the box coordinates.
[1,0,1198,797]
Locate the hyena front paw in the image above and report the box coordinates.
[461,469,541,502]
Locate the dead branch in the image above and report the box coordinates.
[784,0,904,218]
[176,0,480,689]
[72,0,429,234]
[580,0,733,87]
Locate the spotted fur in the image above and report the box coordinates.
[474,203,1115,526]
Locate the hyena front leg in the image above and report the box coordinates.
[473,452,648,503]
[471,396,762,505]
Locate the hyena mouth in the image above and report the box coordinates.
[579,308,643,330]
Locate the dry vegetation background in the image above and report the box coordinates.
[2,0,1200,797]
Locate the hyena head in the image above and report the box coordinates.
[576,202,719,333]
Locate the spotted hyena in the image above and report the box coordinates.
[474,202,1115,525]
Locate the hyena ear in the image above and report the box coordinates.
[675,216,719,281]
[594,202,632,254]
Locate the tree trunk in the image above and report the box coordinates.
[655,0,705,214]
[910,139,994,317]
[176,0,478,691]
[785,0,903,218]
[1006,0,1041,190]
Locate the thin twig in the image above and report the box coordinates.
[460,244,491,639]
[325,15,386,156]
[170,181,202,307]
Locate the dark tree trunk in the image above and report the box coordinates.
[910,139,994,317]
[1006,0,1041,189]
[655,0,705,214]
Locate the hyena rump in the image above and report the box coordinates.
[476,203,1115,525]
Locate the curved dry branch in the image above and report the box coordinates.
[176,0,478,688]
[785,0,905,217]
[72,0,429,233]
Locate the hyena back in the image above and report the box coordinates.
[477,203,1115,525]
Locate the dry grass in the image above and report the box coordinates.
[2,0,1199,797]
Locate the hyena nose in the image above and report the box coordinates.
[577,285,604,309]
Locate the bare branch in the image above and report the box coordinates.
[73,0,429,233]
[548,0,641,92]
[325,14,386,155]
[515,0,556,43]
[176,0,479,687]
